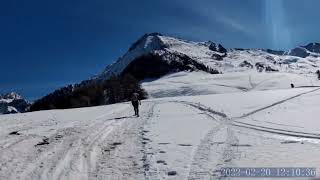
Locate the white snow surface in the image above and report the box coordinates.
[142,70,320,98]
[1,71,320,179]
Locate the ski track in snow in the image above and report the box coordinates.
[170,101,240,180]
[211,75,277,93]
[1,88,320,179]
[177,88,320,141]
[172,87,320,140]
[20,119,121,180]
[0,105,136,180]
[89,102,157,180]
[173,98,320,179]
[236,87,320,119]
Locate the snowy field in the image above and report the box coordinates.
[1,72,320,180]
[142,71,320,98]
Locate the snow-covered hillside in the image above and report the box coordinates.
[93,33,320,99]
[0,92,22,104]
[1,86,320,179]
[95,33,320,82]
[95,33,225,81]
[0,92,30,114]
[142,70,320,98]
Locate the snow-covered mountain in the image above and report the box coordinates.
[0,92,30,114]
[94,33,226,81]
[87,33,320,98]
[95,33,320,82]
[32,33,320,110]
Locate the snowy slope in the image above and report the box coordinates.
[0,87,320,179]
[142,70,320,98]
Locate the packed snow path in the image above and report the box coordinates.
[1,88,320,180]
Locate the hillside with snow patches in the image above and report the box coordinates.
[94,33,320,98]
[96,33,320,81]
[0,92,30,114]
[1,34,320,179]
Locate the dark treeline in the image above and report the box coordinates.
[29,74,148,111]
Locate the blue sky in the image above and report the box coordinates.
[1,0,320,100]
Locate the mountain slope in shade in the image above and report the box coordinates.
[0,92,30,114]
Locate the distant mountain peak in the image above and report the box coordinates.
[94,33,228,81]
[0,92,29,114]
[128,33,165,52]
[2,92,22,100]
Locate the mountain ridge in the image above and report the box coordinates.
[0,92,30,114]
[95,33,320,81]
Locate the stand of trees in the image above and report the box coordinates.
[29,74,147,111]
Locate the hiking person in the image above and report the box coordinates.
[131,91,141,117]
